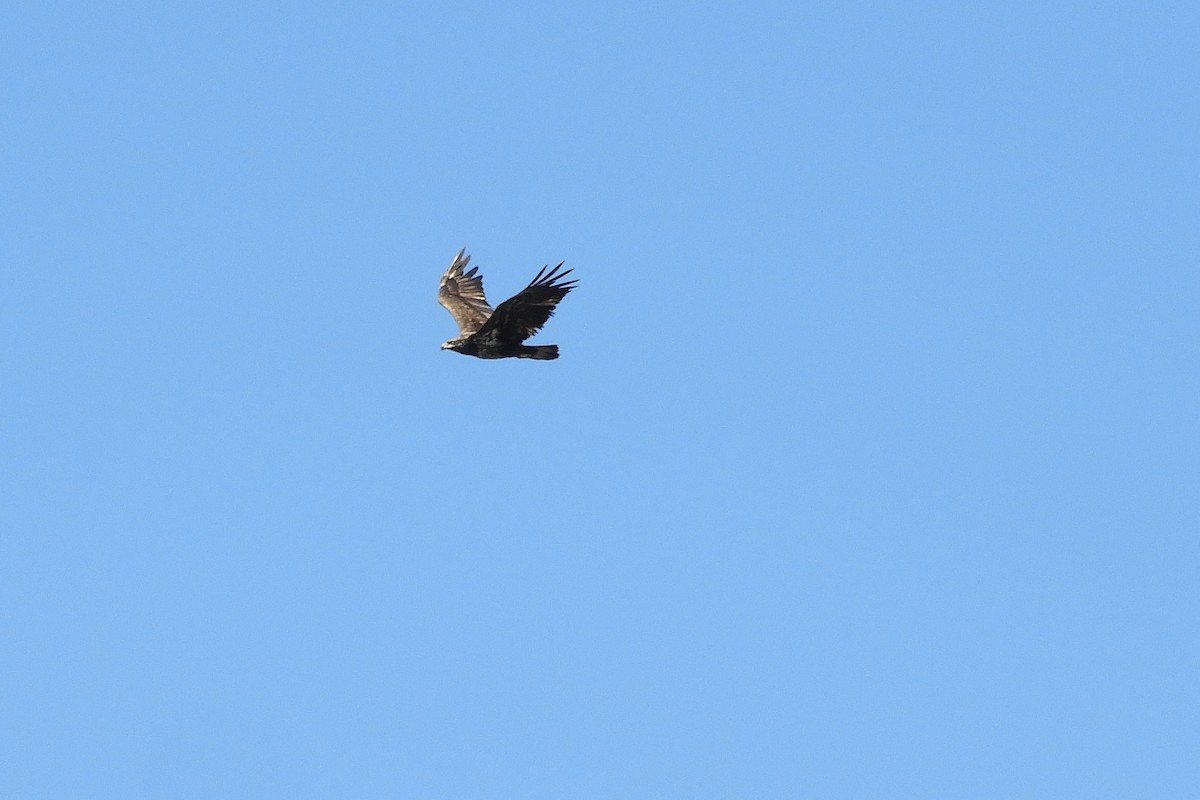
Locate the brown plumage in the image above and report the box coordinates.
[437,248,577,360]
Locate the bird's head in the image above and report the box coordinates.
[441,338,465,352]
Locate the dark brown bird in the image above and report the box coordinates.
[437,248,577,360]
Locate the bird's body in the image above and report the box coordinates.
[437,249,577,360]
[440,334,559,361]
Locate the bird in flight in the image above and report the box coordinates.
[437,248,578,360]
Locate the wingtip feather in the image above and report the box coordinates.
[528,261,577,290]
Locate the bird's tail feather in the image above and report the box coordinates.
[520,345,559,360]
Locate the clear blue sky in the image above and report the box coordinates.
[3,3,1197,797]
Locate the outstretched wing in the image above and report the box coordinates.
[437,248,493,336]
[474,262,577,344]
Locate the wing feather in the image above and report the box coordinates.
[437,248,493,336]
[474,262,578,344]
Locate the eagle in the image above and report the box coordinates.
[437,248,578,360]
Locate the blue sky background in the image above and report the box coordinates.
[2,2,1197,797]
